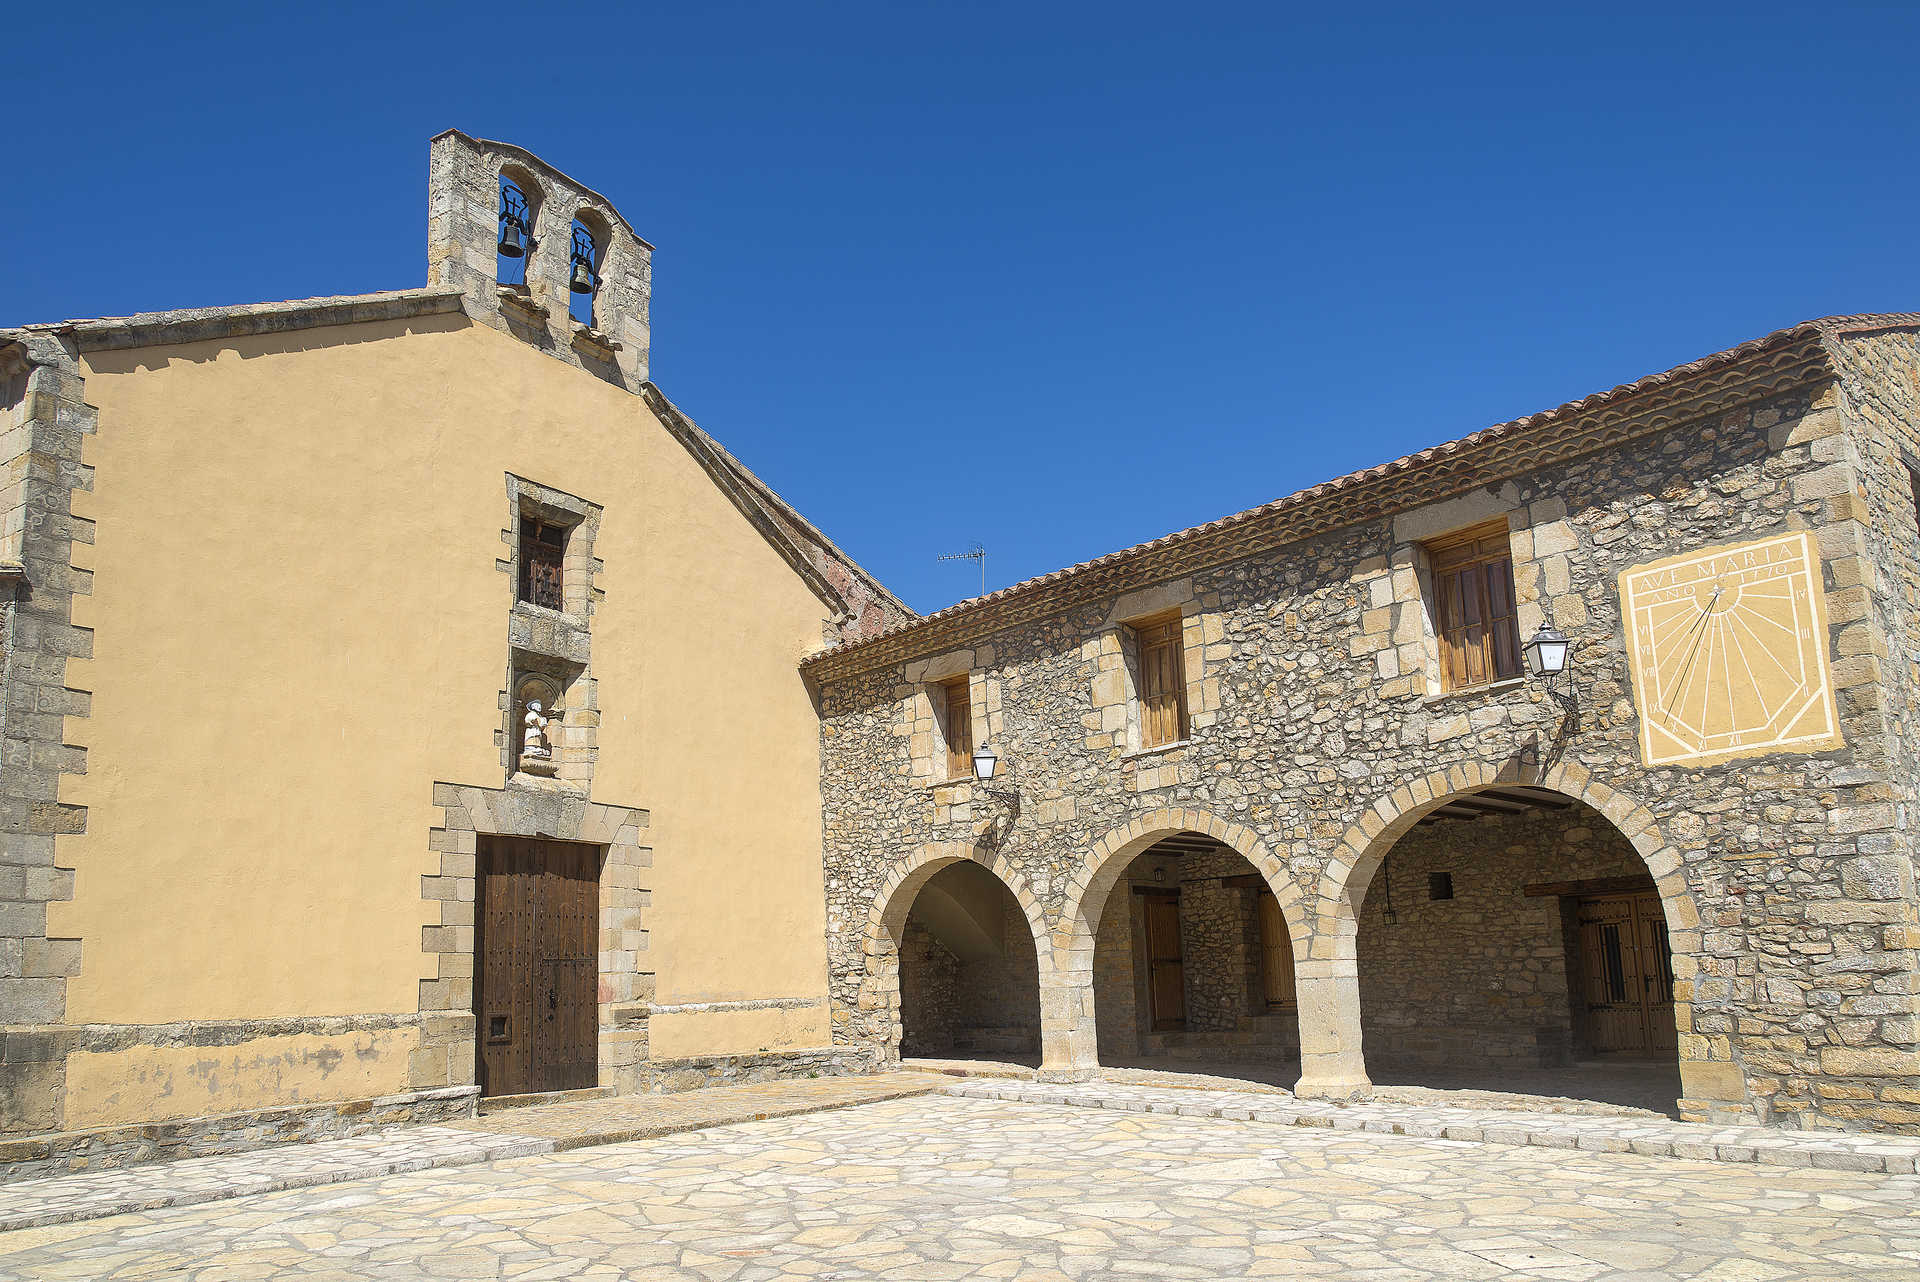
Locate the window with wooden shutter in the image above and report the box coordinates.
[520,517,568,611]
[942,678,972,779]
[1133,615,1188,748]
[1427,521,1522,691]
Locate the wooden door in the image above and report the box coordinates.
[1576,891,1674,1056]
[1633,892,1677,1055]
[476,837,601,1097]
[1258,892,1296,1008]
[1141,890,1186,1030]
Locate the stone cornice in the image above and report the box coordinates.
[1,288,467,353]
[802,322,1880,684]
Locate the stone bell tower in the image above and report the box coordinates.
[427,129,652,386]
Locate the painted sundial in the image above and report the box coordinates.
[1619,530,1843,768]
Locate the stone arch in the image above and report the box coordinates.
[1311,758,1713,1101]
[1061,807,1311,951]
[1046,807,1312,1074]
[858,842,1051,1063]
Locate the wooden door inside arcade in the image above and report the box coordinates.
[1141,889,1186,1030]
[476,836,601,1097]
[1576,891,1676,1057]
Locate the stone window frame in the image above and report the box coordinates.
[416,783,652,1097]
[1361,488,1566,706]
[1423,518,1525,693]
[498,476,604,784]
[1088,579,1220,761]
[901,648,1001,788]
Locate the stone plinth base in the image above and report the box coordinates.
[0,1085,480,1184]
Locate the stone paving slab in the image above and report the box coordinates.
[0,1072,945,1233]
[458,1070,946,1148]
[944,1078,1920,1173]
[0,1126,549,1234]
[6,1094,1917,1281]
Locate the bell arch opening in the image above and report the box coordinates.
[495,166,543,289]
[1346,784,1684,1115]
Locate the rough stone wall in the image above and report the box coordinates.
[897,921,959,1056]
[1177,849,1263,1032]
[952,899,1041,1049]
[819,371,1920,1132]
[1827,331,1920,888]
[899,901,1041,1055]
[1357,805,1644,1069]
[1092,880,1141,1057]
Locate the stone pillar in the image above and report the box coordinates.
[1293,961,1371,1099]
[1038,944,1099,1080]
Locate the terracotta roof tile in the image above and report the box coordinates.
[802,312,1919,670]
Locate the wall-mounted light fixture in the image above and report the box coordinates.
[1523,600,1572,694]
[970,740,999,781]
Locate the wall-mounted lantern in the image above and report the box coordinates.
[1523,596,1572,704]
[970,740,999,782]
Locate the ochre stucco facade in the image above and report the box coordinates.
[0,134,908,1165]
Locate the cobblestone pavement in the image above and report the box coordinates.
[3,1094,1915,1280]
[0,1074,944,1233]
[945,1079,1920,1172]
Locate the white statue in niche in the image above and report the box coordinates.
[522,699,553,761]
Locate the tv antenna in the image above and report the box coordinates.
[937,543,987,597]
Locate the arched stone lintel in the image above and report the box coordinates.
[857,841,1054,1064]
[1306,758,1721,1105]
[1041,806,1312,1079]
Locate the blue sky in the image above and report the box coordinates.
[10,3,1917,612]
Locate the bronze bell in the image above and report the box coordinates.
[569,259,595,294]
[497,220,526,258]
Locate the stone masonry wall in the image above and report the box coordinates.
[819,367,1920,1133]
[1177,849,1265,1033]
[1357,804,1643,1069]
[899,900,1041,1056]
[898,921,959,1056]
[1828,331,1920,887]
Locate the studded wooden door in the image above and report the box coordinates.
[476,837,601,1097]
[1141,890,1186,1031]
[1576,891,1675,1056]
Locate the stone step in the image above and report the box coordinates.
[477,1087,615,1115]
[940,1079,1920,1175]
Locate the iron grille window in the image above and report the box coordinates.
[520,518,567,610]
[1428,871,1454,901]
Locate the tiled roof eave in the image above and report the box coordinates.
[801,318,1876,684]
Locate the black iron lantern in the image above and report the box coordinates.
[1522,622,1571,681]
[498,185,531,258]
[569,225,599,295]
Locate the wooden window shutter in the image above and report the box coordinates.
[943,679,972,779]
[1428,521,1522,691]
[520,518,567,611]
[1135,617,1188,748]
